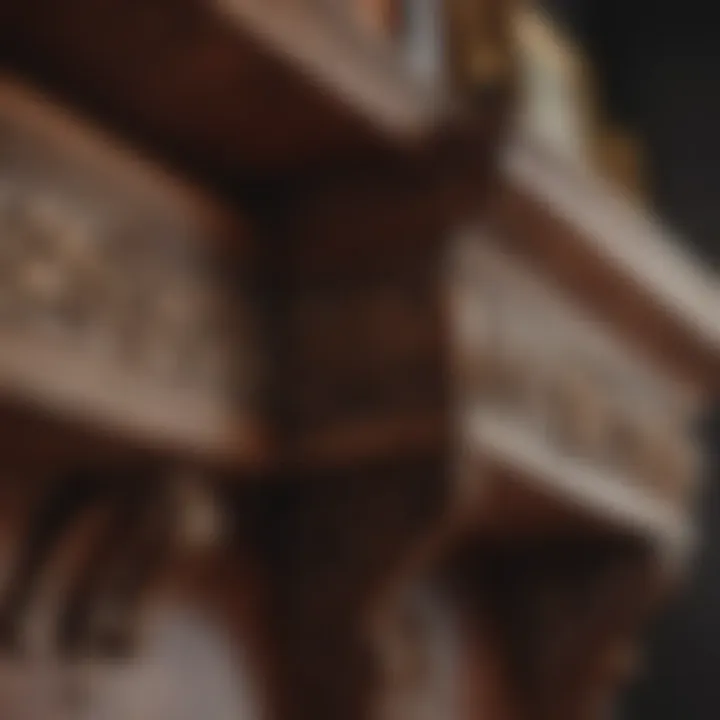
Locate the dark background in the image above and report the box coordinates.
[540,2,720,717]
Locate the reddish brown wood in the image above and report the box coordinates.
[0,0,452,180]
[490,143,720,391]
[0,2,715,720]
[0,76,267,470]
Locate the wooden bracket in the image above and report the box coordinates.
[0,464,225,660]
[266,458,458,720]
[447,537,665,720]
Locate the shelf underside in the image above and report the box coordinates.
[464,412,693,555]
[0,0,460,180]
[0,332,265,472]
[0,354,692,551]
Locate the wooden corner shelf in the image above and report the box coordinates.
[0,0,461,180]
[0,5,716,720]
[451,138,720,556]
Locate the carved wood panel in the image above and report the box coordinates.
[450,227,703,513]
[0,79,262,462]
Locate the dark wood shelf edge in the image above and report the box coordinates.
[463,411,694,556]
[0,0,467,184]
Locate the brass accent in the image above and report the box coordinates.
[444,0,514,99]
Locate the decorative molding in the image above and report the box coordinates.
[0,78,263,465]
[451,229,703,530]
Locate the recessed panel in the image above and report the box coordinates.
[450,228,703,525]
[0,81,260,460]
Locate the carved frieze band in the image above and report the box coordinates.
[450,228,703,510]
[0,88,260,456]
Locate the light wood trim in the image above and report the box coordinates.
[465,410,694,555]
[209,0,449,140]
[495,138,720,389]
